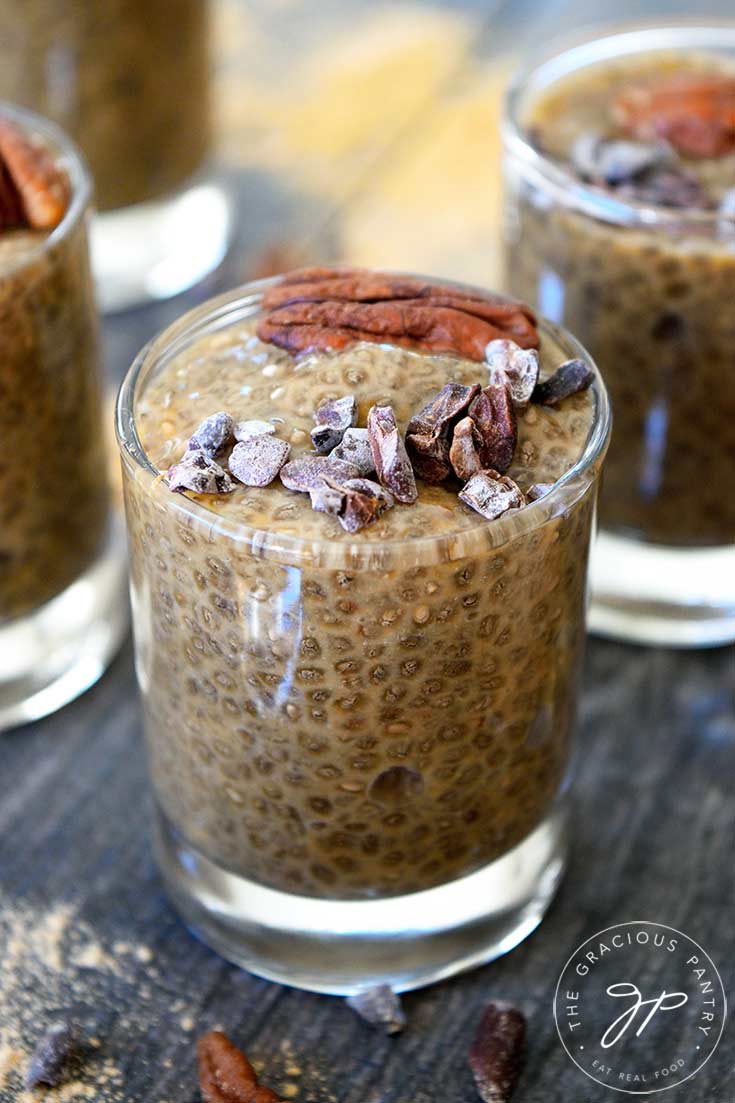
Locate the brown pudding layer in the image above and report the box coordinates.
[0,119,108,622]
[505,51,735,546]
[0,0,210,211]
[123,278,602,899]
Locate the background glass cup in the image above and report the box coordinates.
[0,0,231,312]
[0,103,128,731]
[116,278,610,994]
[502,23,735,648]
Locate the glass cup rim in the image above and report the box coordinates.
[115,273,611,569]
[503,20,735,231]
[0,101,91,275]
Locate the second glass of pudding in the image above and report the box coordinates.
[117,269,610,994]
[503,24,735,647]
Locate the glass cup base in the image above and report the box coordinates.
[589,530,735,648]
[91,178,232,313]
[0,520,130,731]
[154,801,568,995]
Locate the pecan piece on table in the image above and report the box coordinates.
[311,394,358,452]
[257,267,539,359]
[531,359,594,407]
[0,117,70,230]
[467,385,517,475]
[469,1002,526,1103]
[367,404,418,503]
[198,1030,283,1103]
[405,382,480,483]
[459,471,525,521]
[613,72,735,159]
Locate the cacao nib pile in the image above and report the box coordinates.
[165,270,593,533]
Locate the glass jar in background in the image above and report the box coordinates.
[116,275,610,993]
[0,0,231,311]
[0,103,128,730]
[502,24,735,647]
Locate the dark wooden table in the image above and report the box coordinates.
[2,3,734,1100]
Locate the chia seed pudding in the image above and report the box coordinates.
[119,270,608,900]
[0,106,108,623]
[504,34,735,547]
[0,0,210,212]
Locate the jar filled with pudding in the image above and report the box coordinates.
[0,103,128,729]
[0,1,230,310]
[503,24,735,647]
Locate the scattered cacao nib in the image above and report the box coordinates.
[484,340,539,411]
[167,449,234,495]
[280,454,360,492]
[188,412,234,456]
[468,386,517,475]
[234,419,276,442]
[311,394,358,452]
[619,166,711,209]
[229,436,290,487]
[311,477,394,532]
[198,1030,283,1103]
[531,359,594,407]
[449,416,483,481]
[405,382,480,483]
[257,267,539,359]
[0,116,70,230]
[459,471,525,521]
[328,427,375,475]
[346,985,406,1034]
[309,480,347,517]
[469,1002,526,1103]
[613,72,735,159]
[570,131,672,185]
[367,404,418,503]
[25,1021,80,1089]
[526,482,554,502]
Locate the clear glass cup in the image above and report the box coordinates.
[116,277,610,994]
[0,103,128,731]
[502,23,735,647]
[0,0,231,312]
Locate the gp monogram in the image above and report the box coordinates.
[553,923,727,1095]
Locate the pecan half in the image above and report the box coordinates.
[467,385,517,475]
[367,404,418,503]
[198,1031,283,1103]
[0,117,70,230]
[406,382,480,483]
[613,72,735,159]
[469,1002,526,1102]
[257,267,538,359]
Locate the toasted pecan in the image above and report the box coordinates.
[198,1031,283,1103]
[614,72,735,159]
[257,267,538,359]
[0,117,70,229]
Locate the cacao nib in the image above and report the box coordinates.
[26,1021,80,1089]
[531,359,594,406]
[167,449,234,495]
[280,455,360,492]
[469,1001,526,1103]
[449,416,483,481]
[468,385,517,474]
[346,985,406,1034]
[484,340,539,411]
[571,131,672,185]
[367,405,417,503]
[526,482,554,502]
[229,435,290,487]
[234,418,276,441]
[310,477,393,532]
[405,382,479,483]
[187,412,234,456]
[619,166,711,209]
[311,394,358,453]
[459,471,525,520]
[329,428,375,476]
